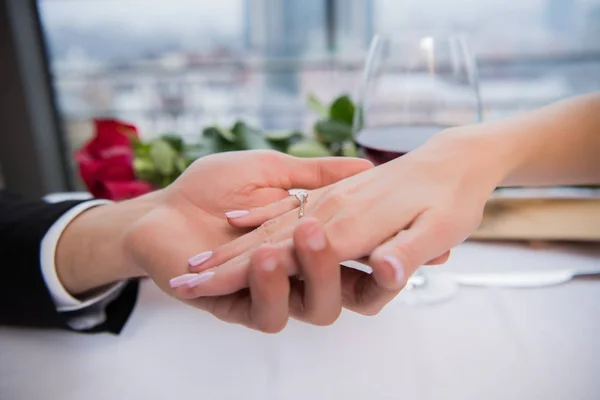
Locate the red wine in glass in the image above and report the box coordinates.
[355,125,448,166]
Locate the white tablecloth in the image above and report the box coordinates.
[1,242,600,400]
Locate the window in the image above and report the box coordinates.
[374,0,600,119]
[38,0,600,183]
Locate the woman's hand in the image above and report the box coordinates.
[173,129,509,314]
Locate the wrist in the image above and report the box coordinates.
[55,192,162,296]
[435,124,523,191]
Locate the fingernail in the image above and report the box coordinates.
[188,251,213,267]
[305,226,326,251]
[186,271,215,288]
[383,255,405,284]
[261,255,278,272]
[225,210,250,219]
[169,274,199,288]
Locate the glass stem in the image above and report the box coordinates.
[404,270,427,290]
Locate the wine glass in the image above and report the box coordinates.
[353,31,482,305]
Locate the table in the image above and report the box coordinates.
[2,241,600,400]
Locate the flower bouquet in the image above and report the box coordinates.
[75,94,358,200]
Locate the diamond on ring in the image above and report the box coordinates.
[291,190,309,219]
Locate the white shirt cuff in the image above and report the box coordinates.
[39,200,125,313]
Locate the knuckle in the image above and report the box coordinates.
[434,208,481,243]
[328,215,352,239]
[256,218,279,241]
[353,280,398,316]
[261,150,287,170]
[429,212,457,239]
[320,191,346,212]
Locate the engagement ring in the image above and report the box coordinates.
[289,189,309,219]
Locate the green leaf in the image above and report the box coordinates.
[307,93,329,118]
[329,95,355,125]
[175,156,191,173]
[202,127,244,153]
[231,121,274,151]
[130,135,151,157]
[314,119,353,143]
[150,139,177,175]
[186,147,211,159]
[185,142,211,159]
[265,130,304,153]
[183,143,204,151]
[287,138,332,158]
[161,175,172,188]
[160,134,185,153]
[203,126,236,144]
[216,126,236,142]
[264,130,300,141]
[129,135,142,149]
[266,141,287,153]
[202,126,219,138]
[192,136,216,157]
[133,157,157,182]
[341,140,358,157]
[125,131,142,150]
[133,141,152,158]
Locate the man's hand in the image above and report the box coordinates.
[191,217,345,332]
[54,150,372,303]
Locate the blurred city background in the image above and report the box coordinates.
[38,0,600,157]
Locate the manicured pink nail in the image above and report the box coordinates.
[383,255,405,284]
[188,251,213,267]
[225,210,250,219]
[305,226,326,251]
[170,274,199,288]
[186,271,215,288]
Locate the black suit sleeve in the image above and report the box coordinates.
[0,193,139,333]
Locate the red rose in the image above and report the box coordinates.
[76,119,153,200]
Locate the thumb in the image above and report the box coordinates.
[281,155,373,189]
[368,211,469,290]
